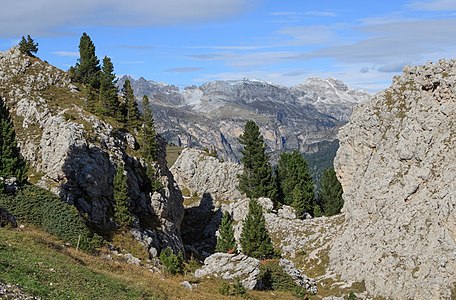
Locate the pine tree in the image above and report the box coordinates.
[141,95,157,162]
[0,98,27,183]
[238,120,277,200]
[276,151,314,218]
[216,212,237,253]
[70,33,100,89]
[18,35,38,56]
[320,168,343,216]
[113,164,133,228]
[99,56,119,117]
[122,79,141,128]
[240,199,275,259]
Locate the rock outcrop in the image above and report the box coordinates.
[120,76,371,162]
[331,59,456,299]
[0,207,17,228]
[194,253,317,293]
[171,148,243,200]
[0,47,184,255]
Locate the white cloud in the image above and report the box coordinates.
[165,67,203,73]
[407,0,456,11]
[0,0,255,36]
[52,51,79,57]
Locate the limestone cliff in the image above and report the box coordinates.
[0,47,184,255]
[331,59,456,299]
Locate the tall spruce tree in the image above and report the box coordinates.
[18,35,38,56]
[71,32,100,89]
[141,95,157,162]
[276,151,314,218]
[122,79,141,128]
[319,168,343,216]
[238,120,277,201]
[240,199,275,259]
[99,56,119,117]
[0,98,27,183]
[113,164,133,228]
[216,212,237,253]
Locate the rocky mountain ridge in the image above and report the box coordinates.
[118,75,371,162]
[331,59,456,299]
[0,47,184,256]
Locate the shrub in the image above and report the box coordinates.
[257,260,296,291]
[219,277,246,296]
[0,185,102,251]
[159,247,183,275]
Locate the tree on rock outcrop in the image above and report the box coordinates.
[240,199,275,259]
[216,211,236,253]
[121,79,141,129]
[99,56,119,117]
[141,95,157,162]
[238,120,277,201]
[70,32,100,89]
[18,35,38,56]
[276,150,315,218]
[113,164,133,228]
[0,97,27,184]
[319,167,343,216]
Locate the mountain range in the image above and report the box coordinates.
[117,76,371,162]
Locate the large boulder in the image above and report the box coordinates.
[171,148,243,200]
[330,59,456,299]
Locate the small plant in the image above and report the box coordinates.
[218,277,246,296]
[257,260,296,291]
[346,292,357,300]
[159,247,183,275]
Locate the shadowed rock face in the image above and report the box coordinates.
[0,47,184,255]
[331,59,456,299]
[119,76,370,162]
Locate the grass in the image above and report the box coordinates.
[0,226,306,300]
[166,146,184,168]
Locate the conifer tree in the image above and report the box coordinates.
[240,199,275,259]
[238,120,277,201]
[320,168,343,216]
[216,212,236,253]
[0,98,27,183]
[122,79,141,128]
[141,95,157,162]
[113,164,133,228]
[71,33,100,89]
[18,35,38,56]
[276,151,314,218]
[99,56,119,117]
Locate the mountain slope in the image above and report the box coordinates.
[0,47,184,256]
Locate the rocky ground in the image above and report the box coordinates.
[0,283,40,300]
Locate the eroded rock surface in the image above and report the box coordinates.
[331,59,456,299]
[0,47,184,255]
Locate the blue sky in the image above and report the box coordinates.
[1,0,456,91]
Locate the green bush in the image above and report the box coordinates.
[0,185,102,251]
[219,277,246,296]
[257,260,297,291]
[159,247,183,275]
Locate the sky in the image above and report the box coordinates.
[1,0,456,91]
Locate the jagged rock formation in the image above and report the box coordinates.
[171,148,243,200]
[119,76,370,162]
[0,47,184,255]
[331,59,456,299]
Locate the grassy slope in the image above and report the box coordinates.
[0,226,299,300]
